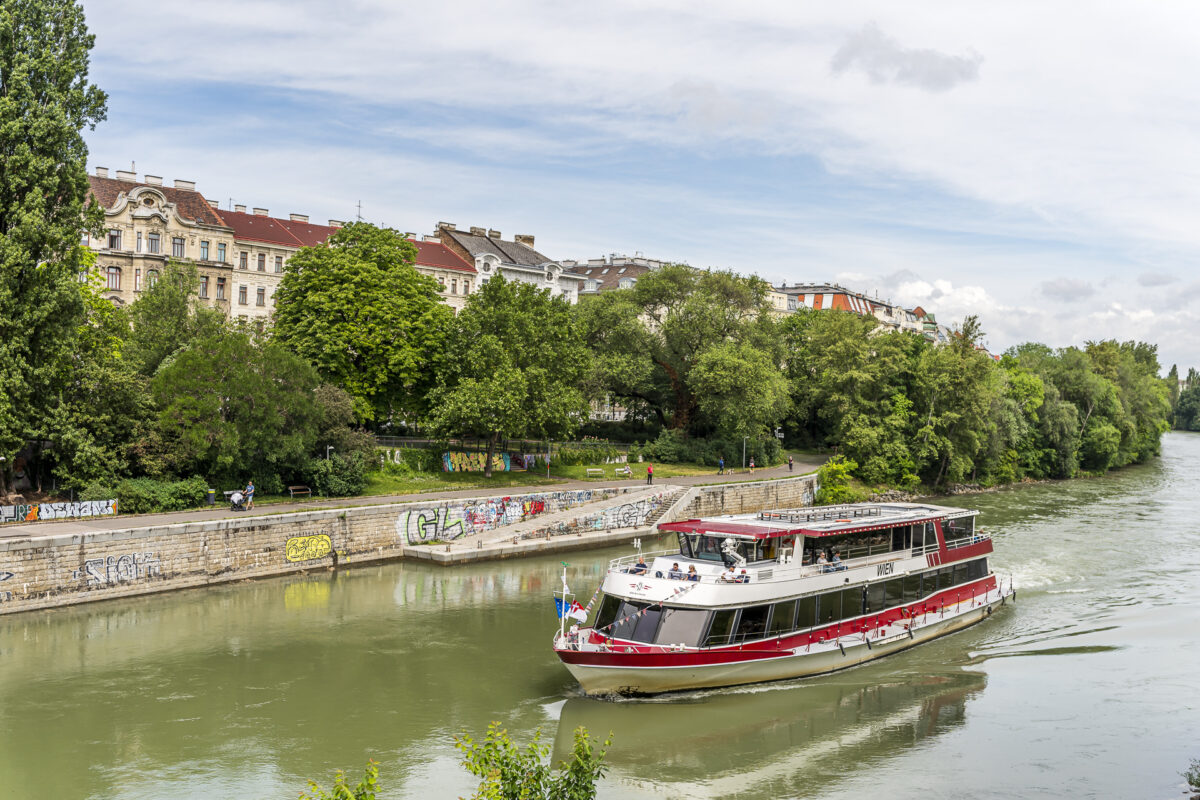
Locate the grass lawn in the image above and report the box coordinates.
[551,461,724,481]
[361,469,560,497]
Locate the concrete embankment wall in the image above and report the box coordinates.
[0,473,820,616]
[0,487,630,616]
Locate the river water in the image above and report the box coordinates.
[3,433,1199,799]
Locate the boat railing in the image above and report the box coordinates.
[608,548,676,571]
[945,533,990,550]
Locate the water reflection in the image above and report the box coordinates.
[555,670,986,798]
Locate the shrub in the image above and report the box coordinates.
[815,455,864,505]
[637,430,782,467]
[81,476,210,514]
[305,453,368,497]
[375,447,440,473]
[555,438,622,466]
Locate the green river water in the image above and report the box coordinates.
[3,433,1200,799]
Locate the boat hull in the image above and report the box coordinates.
[559,598,1006,696]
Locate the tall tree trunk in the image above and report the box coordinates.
[484,433,498,478]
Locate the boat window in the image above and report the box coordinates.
[766,600,797,636]
[726,539,764,564]
[688,535,725,562]
[609,601,649,640]
[655,607,709,647]
[968,558,987,581]
[594,594,621,631]
[734,605,770,641]
[944,516,974,540]
[952,563,968,587]
[902,572,922,603]
[818,590,840,624]
[703,609,738,647]
[677,534,693,559]
[864,582,886,613]
[936,567,953,592]
[841,587,864,620]
[631,605,663,643]
[886,577,905,607]
[912,524,925,549]
[797,595,818,629]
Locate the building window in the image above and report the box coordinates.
[147,269,159,288]
[107,230,121,249]
[105,266,120,290]
[451,278,457,295]
[147,232,160,254]
[172,237,185,258]
[217,243,226,262]
[200,240,209,260]
[463,280,470,293]
[199,276,209,298]
[437,277,445,291]
[239,252,247,270]
[136,231,142,252]
[274,255,283,272]
[257,253,265,271]
[134,269,142,292]
[238,285,247,305]
[256,287,265,306]
[81,232,90,246]
[216,277,226,300]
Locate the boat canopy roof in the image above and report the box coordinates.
[658,502,974,540]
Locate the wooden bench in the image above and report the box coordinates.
[613,466,632,477]
[288,485,312,499]
[585,468,604,478]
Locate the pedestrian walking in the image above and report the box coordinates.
[718,456,725,475]
[646,463,654,485]
[787,455,794,472]
[748,457,755,474]
[244,479,255,510]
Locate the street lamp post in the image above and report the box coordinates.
[325,446,334,461]
[742,437,747,471]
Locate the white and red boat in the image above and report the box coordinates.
[553,502,1013,695]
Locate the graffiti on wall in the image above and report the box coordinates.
[443,452,511,473]
[0,570,12,602]
[396,490,596,545]
[285,533,333,563]
[531,495,665,538]
[72,552,161,587]
[1,499,117,525]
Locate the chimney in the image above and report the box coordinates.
[253,207,268,216]
[488,229,501,239]
[235,204,247,213]
[436,221,456,232]
[289,213,309,223]
[174,179,196,191]
[95,166,109,178]
[116,169,136,181]
[207,199,219,209]
[422,235,441,243]
[469,226,486,236]
[144,175,163,186]
[403,231,416,239]
[514,234,535,247]
[328,219,344,228]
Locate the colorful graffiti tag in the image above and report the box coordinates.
[285,534,333,563]
[72,552,162,587]
[442,452,511,472]
[396,490,595,545]
[1,499,117,525]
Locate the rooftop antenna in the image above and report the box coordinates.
[130,160,135,173]
[356,200,363,222]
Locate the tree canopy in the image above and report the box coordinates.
[273,223,451,424]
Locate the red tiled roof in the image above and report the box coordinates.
[411,239,475,273]
[222,210,338,248]
[87,175,227,227]
[567,261,653,290]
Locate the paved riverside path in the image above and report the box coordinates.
[0,455,822,539]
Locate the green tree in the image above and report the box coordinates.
[427,275,590,477]
[0,0,107,494]
[124,260,225,376]
[689,341,790,440]
[456,722,610,800]
[151,329,324,489]
[273,222,451,424]
[299,760,379,800]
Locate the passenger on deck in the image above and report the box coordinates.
[667,562,685,580]
[719,566,737,583]
[817,552,830,572]
[832,551,845,571]
[737,569,750,584]
[629,556,648,575]
[687,564,701,582]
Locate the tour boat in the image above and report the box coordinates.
[553,502,1013,696]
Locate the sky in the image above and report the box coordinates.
[81,1,1200,371]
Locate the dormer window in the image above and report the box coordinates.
[618,267,626,273]
[601,268,609,274]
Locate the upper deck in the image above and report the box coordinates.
[658,502,974,540]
